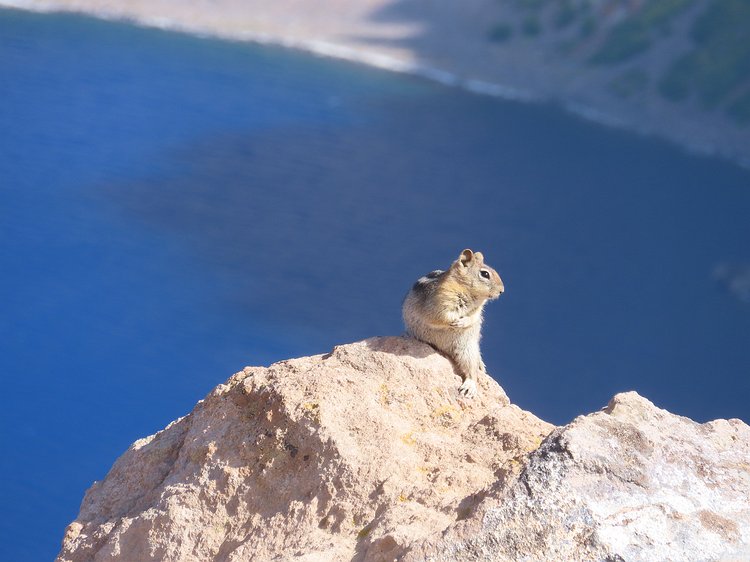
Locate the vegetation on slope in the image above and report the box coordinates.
[659,0,750,122]
[589,0,694,64]
[487,0,750,126]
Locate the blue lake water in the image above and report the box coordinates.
[1,8,749,560]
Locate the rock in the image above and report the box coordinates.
[57,338,750,561]
[56,337,551,561]
[406,392,750,562]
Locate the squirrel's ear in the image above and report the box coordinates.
[474,251,485,263]
[459,249,474,267]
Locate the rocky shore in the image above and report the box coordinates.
[3,0,750,167]
[57,337,750,561]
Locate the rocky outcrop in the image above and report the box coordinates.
[57,337,750,561]
[407,392,750,562]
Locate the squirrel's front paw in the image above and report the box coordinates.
[450,317,472,329]
[458,378,477,399]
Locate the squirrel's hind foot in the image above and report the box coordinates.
[458,378,478,399]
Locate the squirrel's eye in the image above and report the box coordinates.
[480,270,490,279]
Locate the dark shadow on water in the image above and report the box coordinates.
[95,87,750,428]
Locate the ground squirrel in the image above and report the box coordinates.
[402,249,504,398]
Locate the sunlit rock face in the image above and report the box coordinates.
[407,391,750,562]
[57,337,749,562]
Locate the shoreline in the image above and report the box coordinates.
[2,1,749,169]
[0,1,541,102]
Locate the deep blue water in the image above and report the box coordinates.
[1,8,749,560]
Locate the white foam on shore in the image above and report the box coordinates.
[0,1,539,105]
[564,101,628,130]
[226,29,541,102]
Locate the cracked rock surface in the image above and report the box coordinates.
[57,337,750,561]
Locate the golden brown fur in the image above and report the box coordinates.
[402,249,504,398]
